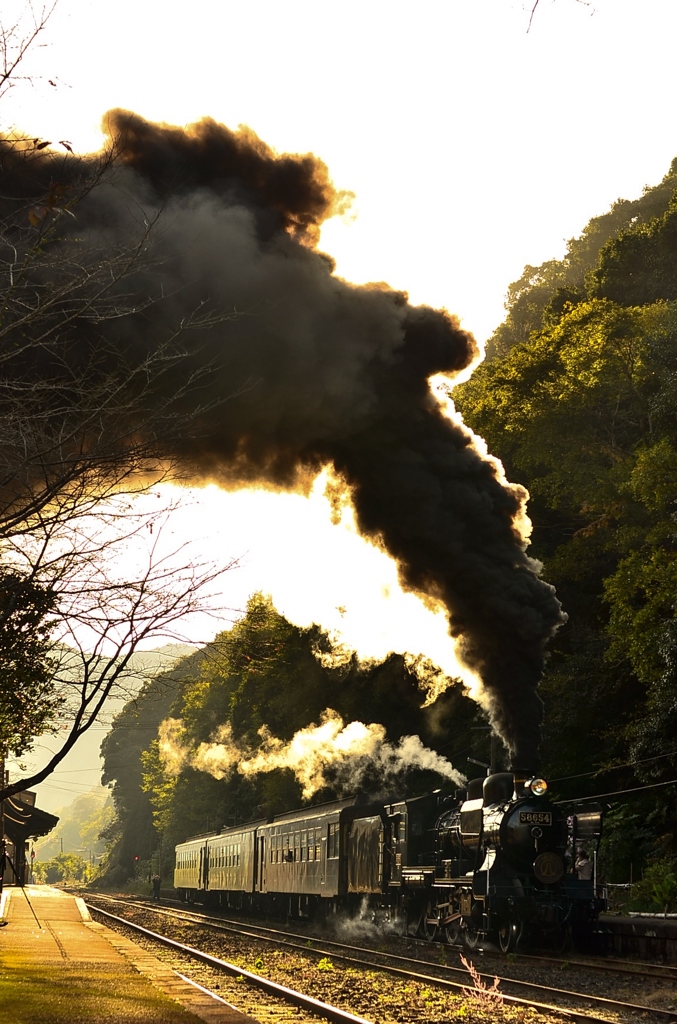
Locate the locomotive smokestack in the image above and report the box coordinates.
[511,767,534,800]
[3,111,565,764]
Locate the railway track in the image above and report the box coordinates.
[89,902,372,1024]
[84,892,677,1023]
[86,892,677,986]
[404,931,677,983]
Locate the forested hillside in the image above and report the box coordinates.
[100,162,677,903]
[100,595,478,883]
[454,158,677,891]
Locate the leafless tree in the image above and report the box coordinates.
[0,2,239,802]
[526,0,593,33]
[0,488,237,803]
[0,1,58,109]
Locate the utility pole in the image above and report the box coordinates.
[471,726,498,774]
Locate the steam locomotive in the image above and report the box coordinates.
[174,769,605,951]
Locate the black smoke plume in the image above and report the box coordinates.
[1,112,565,765]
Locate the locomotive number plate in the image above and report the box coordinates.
[519,811,552,825]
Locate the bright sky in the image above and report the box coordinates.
[7,0,677,811]
[7,0,677,342]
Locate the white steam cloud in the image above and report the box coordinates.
[158,709,464,799]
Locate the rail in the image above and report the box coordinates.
[86,894,677,1024]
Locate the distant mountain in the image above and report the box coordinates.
[11,642,196,815]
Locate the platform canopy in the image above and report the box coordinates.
[2,792,59,846]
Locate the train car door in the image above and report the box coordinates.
[257,835,266,891]
[200,843,209,891]
[319,832,327,890]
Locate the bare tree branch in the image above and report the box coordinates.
[0,3,242,800]
[1,497,239,802]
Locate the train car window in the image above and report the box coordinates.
[237,843,241,866]
[328,822,340,858]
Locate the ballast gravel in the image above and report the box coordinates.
[86,899,676,1024]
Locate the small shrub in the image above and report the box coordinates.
[317,957,334,971]
[459,954,503,1010]
[630,857,677,912]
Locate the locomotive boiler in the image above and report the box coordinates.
[401,769,605,951]
[174,769,605,951]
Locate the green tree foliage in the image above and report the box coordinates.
[629,857,677,913]
[0,570,58,757]
[144,594,478,854]
[103,594,480,882]
[33,852,91,885]
[98,648,206,885]
[487,158,677,358]
[590,197,677,306]
[454,158,677,873]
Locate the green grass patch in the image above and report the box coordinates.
[0,953,204,1023]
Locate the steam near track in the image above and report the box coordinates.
[158,710,465,798]
[2,111,565,765]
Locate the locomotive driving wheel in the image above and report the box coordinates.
[443,918,462,945]
[422,899,440,941]
[553,923,572,953]
[498,919,522,954]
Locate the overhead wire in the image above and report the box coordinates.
[551,749,677,783]
[554,776,677,804]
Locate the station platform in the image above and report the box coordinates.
[0,885,254,1023]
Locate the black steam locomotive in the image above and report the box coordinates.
[174,769,605,950]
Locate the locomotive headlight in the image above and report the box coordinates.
[529,778,548,796]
